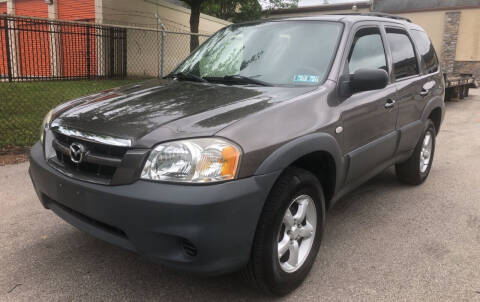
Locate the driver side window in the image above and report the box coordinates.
[348,28,387,74]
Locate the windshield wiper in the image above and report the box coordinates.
[169,72,208,83]
[204,75,272,86]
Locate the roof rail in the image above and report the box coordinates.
[334,12,412,23]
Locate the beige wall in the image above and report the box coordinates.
[398,9,480,62]
[396,11,445,59]
[98,0,230,77]
[268,7,480,62]
[455,8,480,61]
[100,0,230,34]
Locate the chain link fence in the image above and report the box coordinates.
[0,15,211,148]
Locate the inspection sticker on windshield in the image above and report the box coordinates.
[293,75,320,83]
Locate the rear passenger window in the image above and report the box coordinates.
[410,30,439,74]
[386,28,419,80]
[348,28,387,74]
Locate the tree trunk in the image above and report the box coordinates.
[189,1,201,52]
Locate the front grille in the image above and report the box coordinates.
[50,131,128,184]
[55,132,127,157]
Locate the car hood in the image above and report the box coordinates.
[51,79,316,148]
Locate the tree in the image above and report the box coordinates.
[179,0,298,51]
[201,0,263,23]
[202,0,299,23]
[179,0,206,52]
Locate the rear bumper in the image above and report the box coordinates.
[29,142,280,275]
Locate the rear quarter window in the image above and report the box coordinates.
[386,28,419,80]
[410,30,439,74]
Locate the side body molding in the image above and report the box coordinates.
[255,133,345,194]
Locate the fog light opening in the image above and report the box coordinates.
[182,239,198,257]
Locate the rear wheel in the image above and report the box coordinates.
[396,120,436,185]
[242,167,325,296]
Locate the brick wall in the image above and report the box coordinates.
[441,11,480,80]
[441,11,461,74]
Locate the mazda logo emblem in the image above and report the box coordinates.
[69,142,86,164]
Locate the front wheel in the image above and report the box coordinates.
[242,167,325,296]
[396,120,436,185]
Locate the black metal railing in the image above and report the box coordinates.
[0,15,127,81]
[0,15,212,148]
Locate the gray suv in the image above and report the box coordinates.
[29,14,445,295]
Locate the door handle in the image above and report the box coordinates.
[384,98,396,109]
[420,88,430,96]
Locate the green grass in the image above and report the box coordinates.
[0,79,144,147]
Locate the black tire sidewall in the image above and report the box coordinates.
[396,120,437,185]
[260,169,326,295]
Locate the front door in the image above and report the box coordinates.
[339,25,398,184]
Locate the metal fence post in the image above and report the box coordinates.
[122,28,127,79]
[3,15,12,82]
[109,27,115,77]
[161,28,165,78]
[155,14,166,78]
[86,25,91,79]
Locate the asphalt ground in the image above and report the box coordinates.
[1,90,480,301]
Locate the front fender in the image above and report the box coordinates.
[255,133,344,193]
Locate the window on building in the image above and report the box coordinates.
[386,28,419,80]
[410,30,439,74]
[348,27,388,74]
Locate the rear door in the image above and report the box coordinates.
[384,26,431,153]
[339,23,398,184]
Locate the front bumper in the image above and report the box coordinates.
[29,142,280,275]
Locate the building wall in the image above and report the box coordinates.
[15,0,51,77]
[58,0,95,21]
[455,8,480,61]
[395,11,445,59]
[1,0,229,79]
[0,2,6,14]
[0,2,7,76]
[100,0,230,77]
[100,0,230,34]
[398,8,480,63]
[265,6,480,79]
[14,0,48,17]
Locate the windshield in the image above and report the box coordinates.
[173,21,343,86]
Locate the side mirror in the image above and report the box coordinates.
[339,68,389,97]
[350,68,389,93]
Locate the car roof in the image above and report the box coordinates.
[267,13,424,31]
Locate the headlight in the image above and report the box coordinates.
[141,138,241,183]
[40,109,54,144]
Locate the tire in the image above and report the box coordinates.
[396,120,436,185]
[242,167,326,296]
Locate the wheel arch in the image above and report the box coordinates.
[255,133,344,208]
[421,96,445,134]
[428,107,442,134]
